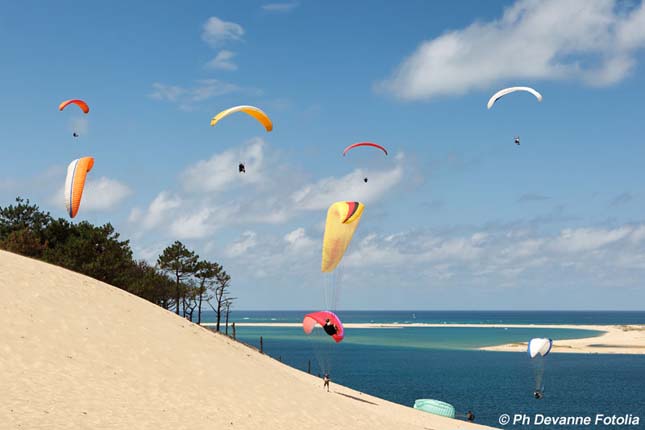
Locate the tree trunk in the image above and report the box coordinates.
[197,290,203,324]
[174,268,180,315]
[216,300,222,332]
[225,307,230,335]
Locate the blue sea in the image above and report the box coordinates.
[203,311,645,429]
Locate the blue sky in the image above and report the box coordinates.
[2,0,645,310]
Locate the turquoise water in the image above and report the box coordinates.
[205,312,645,429]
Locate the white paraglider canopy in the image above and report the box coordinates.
[528,338,553,358]
[487,86,543,109]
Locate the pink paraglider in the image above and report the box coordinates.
[302,311,344,343]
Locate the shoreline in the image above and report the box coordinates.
[207,322,645,355]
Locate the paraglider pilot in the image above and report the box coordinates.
[323,373,331,392]
[238,163,246,173]
[534,390,543,399]
[514,136,520,145]
[323,318,338,336]
[364,177,368,183]
[73,132,79,138]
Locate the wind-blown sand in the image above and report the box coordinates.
[0,251,486,430]
[222,323,645,355]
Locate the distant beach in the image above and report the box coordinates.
[207,322,645,355]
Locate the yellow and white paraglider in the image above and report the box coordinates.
[64,157,94,218]
[321,201,365,273]
[210,105,273,132]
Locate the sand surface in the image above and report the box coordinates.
[0,251,487,430]
[220,323,645,355]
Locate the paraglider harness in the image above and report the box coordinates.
[238,163,246,173]
[323,319,338,336]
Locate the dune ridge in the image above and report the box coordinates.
[0,251,487,430]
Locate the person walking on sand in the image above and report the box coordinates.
[323,373,330,392]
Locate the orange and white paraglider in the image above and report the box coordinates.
[65,157,94,218]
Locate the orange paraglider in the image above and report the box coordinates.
[59,99,90,114]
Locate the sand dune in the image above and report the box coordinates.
[0,251,486,430]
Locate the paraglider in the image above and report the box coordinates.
[64,157,94,218]
[486,86,542,109]
[59,99,90,114]
[323,318,338,336]
[321,201,365,273]
[303,311,344,343]
[343,143,387,183]
[342,142,388,157]
[211,106,272,173]
[60,99,89,138]
[210,105,273,131]
[413,399,456,418]
[528,337,553,399]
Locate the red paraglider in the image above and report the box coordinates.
[342,142,388,156]
[303,311,344,343]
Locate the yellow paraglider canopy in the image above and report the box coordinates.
[210,105,273,132]
[321,201,365,273]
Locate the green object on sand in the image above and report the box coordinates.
[413,399,456,418]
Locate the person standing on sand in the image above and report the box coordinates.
[323,373,330,392]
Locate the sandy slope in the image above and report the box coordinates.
[0,251,487,430]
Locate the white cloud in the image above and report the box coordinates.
[343,223,645,283]
[181,138,266,194]
[82,178,133,211]
[227,231,258,257]
[169,208,216,239]
[284,227,315,252]
[53,177,132,213]
[379,0,645,100]
[262,2,299,12]
[206,50,237,71]
[291,154,405,210]
[130,191,181,230]
[149,80,240,109]
[202,16,244,47]
[129,142,411,244]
